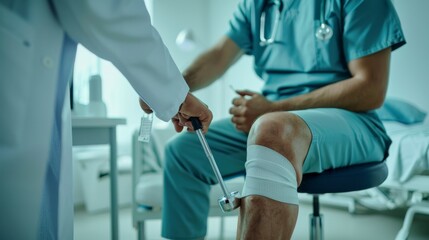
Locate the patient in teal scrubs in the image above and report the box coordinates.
[162,0,406,239]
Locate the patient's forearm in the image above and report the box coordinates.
[183,36,242,91]
[182,49,225,91]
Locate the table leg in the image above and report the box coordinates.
[109,128,119,240]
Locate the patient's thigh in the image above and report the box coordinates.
[291,108,389,173]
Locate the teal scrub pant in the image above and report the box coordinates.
[161,108,390,239]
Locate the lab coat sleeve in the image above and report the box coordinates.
[51,0,189,121]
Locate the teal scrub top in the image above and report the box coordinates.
[226,0,406,101]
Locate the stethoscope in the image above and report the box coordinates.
[259,0,333,46]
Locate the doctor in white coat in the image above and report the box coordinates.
[0,0,212,239]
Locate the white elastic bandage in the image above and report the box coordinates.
[242,145,299,205]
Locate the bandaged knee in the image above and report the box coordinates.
[242,145,299,205]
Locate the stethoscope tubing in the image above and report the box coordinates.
[259,0,332,45]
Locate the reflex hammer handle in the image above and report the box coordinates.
[190,117,231,198]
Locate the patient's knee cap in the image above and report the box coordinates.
[242,145,299,205]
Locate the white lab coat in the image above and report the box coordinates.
[0,0,189,239]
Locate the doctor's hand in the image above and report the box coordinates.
[229,90,276,133]
[172,92,212,134]
[139,98,153,114]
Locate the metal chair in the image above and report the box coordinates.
[298,160,388,240]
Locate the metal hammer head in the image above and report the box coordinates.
[218,191,241,212]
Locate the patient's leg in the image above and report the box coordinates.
[236,112,311,240]
[238,197,298,240]
[162,119,248,240]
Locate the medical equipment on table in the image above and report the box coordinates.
[260,0,333,46]
[138,113,153,142]
[190,117,241,212]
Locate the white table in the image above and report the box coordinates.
[72,117,126,240]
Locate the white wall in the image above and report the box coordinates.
[152,0,228,120]
[73,47,143,156]
[389,0,429,112]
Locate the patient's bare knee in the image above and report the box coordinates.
[249,112,310,154]
[248,112,311,184]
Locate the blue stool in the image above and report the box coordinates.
[298,160,388,240]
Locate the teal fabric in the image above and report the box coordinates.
[295,109,391,173]
[227,0,406,100]
[376,98,427,124]
[162,0,405,238]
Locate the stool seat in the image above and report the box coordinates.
[298,160,388,194]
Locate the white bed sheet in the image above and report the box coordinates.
[383,120,429,183]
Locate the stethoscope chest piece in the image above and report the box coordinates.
[315,22,333,41]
